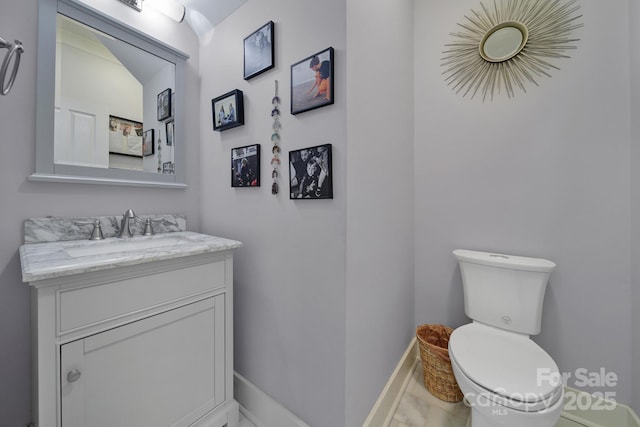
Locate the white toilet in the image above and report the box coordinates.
[449,249,564,427]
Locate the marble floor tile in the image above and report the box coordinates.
[390,363,470,427]
[389,363,584,427]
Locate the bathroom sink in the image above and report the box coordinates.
[20,231,243,282]
[64,236,188,257]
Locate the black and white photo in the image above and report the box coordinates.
[157,88,172,121]
[165,120,174,146]
[289,144,332,199]
[232,144,260,187]
[244,21,274,80]
[142,129,154,156]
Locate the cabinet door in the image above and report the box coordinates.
[61,295,226,427]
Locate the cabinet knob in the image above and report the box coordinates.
[67,369,82,383]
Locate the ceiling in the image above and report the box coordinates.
[173,0,248,42]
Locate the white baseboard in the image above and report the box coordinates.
[234,372,310,427]
[362,337,419,427]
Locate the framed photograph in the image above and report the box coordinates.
[108,115,143,157]
[289,144,332,199]
[212,89,245,132]
[157,88,172,121]
[142,129,154,156]
[291,47,334,115]
[166,120,174,146]
[232,144,260,187]
[244,21,275,80]
[163,161,175,174]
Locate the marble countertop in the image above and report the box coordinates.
[20,231,242,283]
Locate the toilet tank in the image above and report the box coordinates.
[453,249,556,335]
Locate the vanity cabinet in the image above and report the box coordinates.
[27,252,239,427]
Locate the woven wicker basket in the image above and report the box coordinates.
[416,324,463,403]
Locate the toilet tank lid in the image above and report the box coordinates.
[453,249,556,272]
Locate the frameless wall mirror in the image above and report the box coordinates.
[33,0,189,188]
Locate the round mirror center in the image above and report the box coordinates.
[480,22,528,62]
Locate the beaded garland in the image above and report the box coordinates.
[156,134,162,172]
[271,80,281,194]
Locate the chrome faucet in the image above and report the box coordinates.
[118,209,136,238]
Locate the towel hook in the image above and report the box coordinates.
[0,37,24,96]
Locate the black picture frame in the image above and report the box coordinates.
[142,129,154,156]
[157,88,172,121]
[289,144,333,199]
[232,144,260,187]
[165,120,174,146]
[291,47,334,115]
[212,89,245,131]
[162,161,175,174]
[108,115,144,157]
[244,21,274,80]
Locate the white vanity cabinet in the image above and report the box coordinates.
[27,251,239,427]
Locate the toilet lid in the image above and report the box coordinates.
[449,323,561,404]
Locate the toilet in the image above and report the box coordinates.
[449,249,564,427]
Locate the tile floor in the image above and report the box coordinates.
[389,363,470,427]
[389,363,585,427]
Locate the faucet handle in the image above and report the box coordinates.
[76,219,105,240]
[142,218,163,236]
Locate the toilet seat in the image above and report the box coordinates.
[449,323,562,411]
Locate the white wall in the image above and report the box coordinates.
[345,0,415,425]
[414,0,633,406]
[198,1,347,426]
[0,1,201,425]
[58,38,142,122]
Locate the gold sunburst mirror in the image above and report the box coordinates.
[441,0,583,101]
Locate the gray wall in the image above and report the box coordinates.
[414,0,634,408]
[198,1,348,426]
[3,0,640,425]
[629,0,640,414]
[0,1,201,425]
[198,0,416,425]
[345,0,415,425]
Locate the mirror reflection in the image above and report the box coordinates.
[479,22,528,63]
[55,14,175,173]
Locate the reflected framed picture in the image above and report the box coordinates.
[163,161,175,174]
[108,115,143,157]
[166,120,174,146]
[142,129,154,156]
[212,89,244,131]
[244,21,274,80]
[289,144,332,199]
[291,47,334,115]
[157,88,172,121]
[232,144,260,187]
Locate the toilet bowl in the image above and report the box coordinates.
[449,323,564,427]
[450,249,563,427]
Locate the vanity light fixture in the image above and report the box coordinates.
[441,0,583,101]
[146,0,186,23]
[119,0,143,12]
